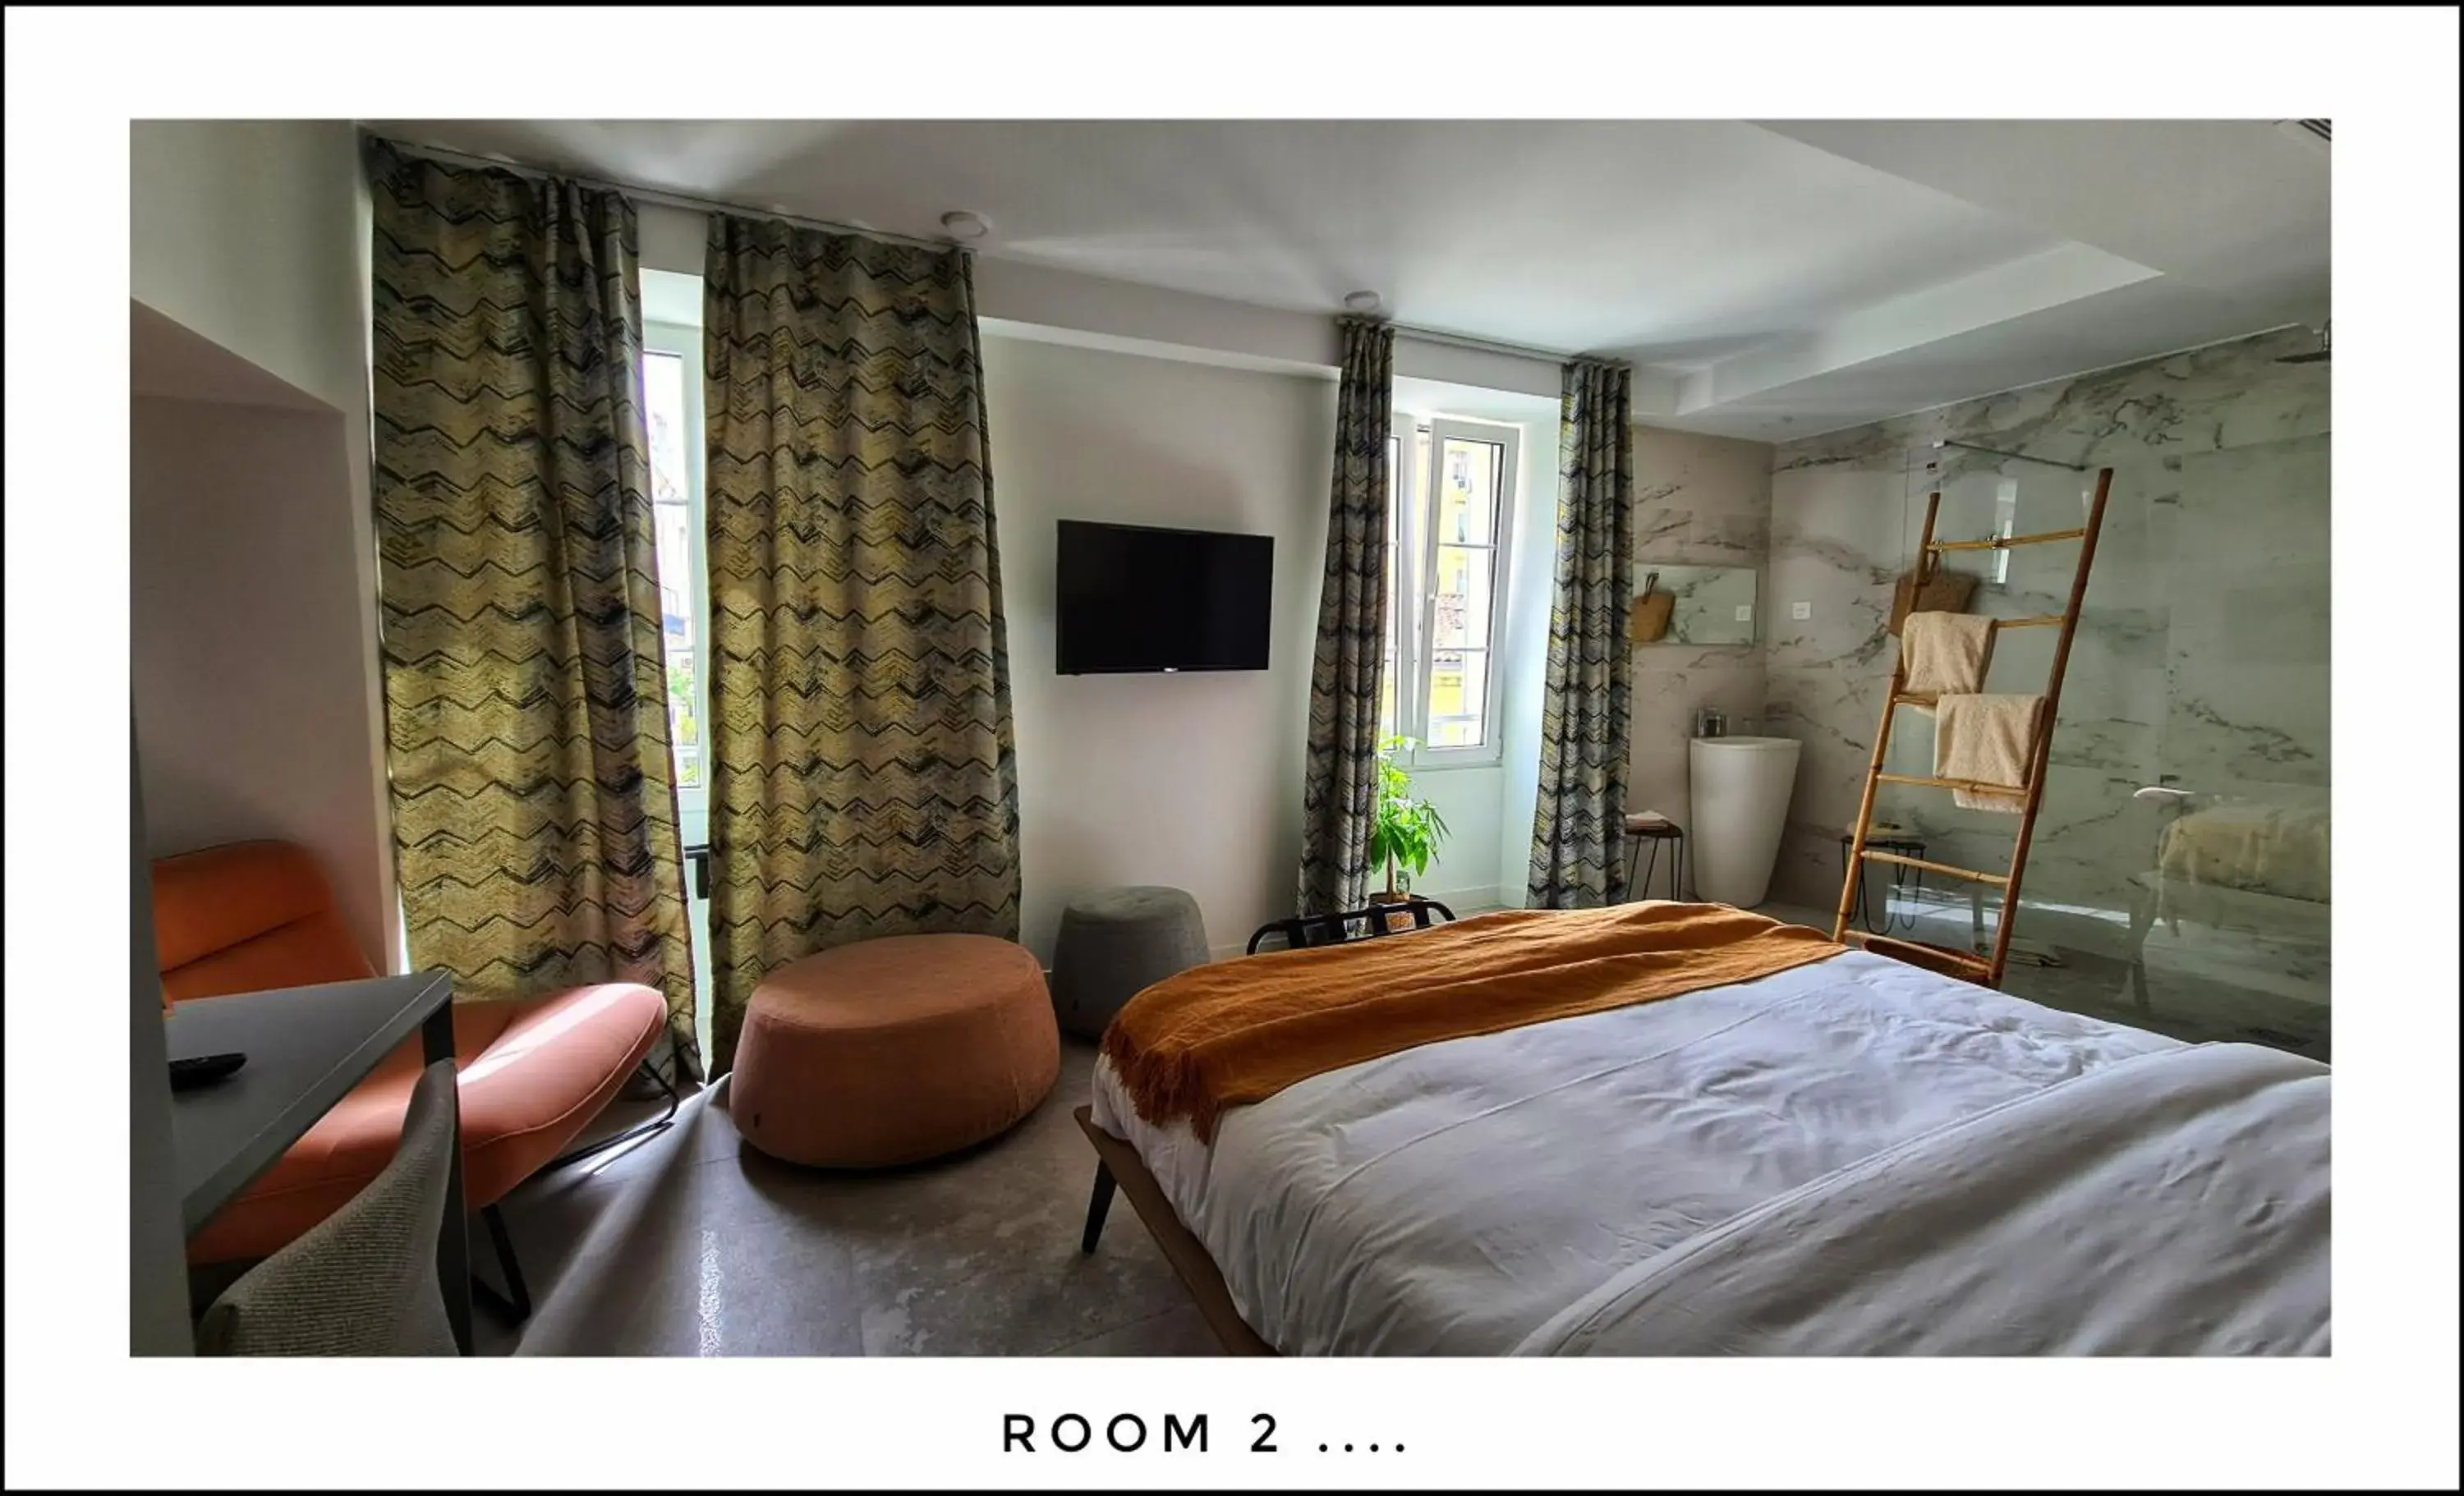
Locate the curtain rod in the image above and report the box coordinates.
[366,134,959,253]
[1928,439,2089,473]
[1386,321,1588,367]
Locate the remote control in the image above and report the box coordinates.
[169,1052,247,1090]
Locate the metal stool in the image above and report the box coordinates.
[1621,815,1686,902]
[1837,831,1926,933]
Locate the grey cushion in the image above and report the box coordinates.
[1050,885,1208,1041]
[195,1061,460,1356]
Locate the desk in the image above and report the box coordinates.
[165,971,471,1353]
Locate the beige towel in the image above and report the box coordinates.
[1902,613,1997,697]
[1937,693,2042,813]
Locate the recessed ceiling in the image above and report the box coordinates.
[367,119,2328,438]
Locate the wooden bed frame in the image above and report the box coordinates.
[1073,1106,1274,1355]
[1067,897,1461,1356]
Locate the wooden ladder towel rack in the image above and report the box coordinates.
[1832,466,2113,988]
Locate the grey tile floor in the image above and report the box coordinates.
[476,1041,1219,1357]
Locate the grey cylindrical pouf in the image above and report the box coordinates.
[1050,885,1209,1041]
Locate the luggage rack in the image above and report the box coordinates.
[1246,895,1457,955]
[1833,465,2114,989]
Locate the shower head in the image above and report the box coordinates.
[2276,321,2330,364]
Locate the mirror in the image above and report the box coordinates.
[1630,563,1758,646]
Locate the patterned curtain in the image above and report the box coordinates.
[1295,319,1395,917]
[1527,359,1636,908]
[369,144,698,1058]
[701,213,1020,1074]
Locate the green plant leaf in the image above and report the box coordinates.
[1367,740,1450,898]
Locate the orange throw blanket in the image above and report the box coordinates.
[1101,902,1844,1142]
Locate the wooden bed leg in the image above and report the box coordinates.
[1080,1161,1118,1255]
[1071,1107,1277,1354]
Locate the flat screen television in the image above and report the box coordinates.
[1055,520,1274,674]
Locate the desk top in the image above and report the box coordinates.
[164,971,453,1236]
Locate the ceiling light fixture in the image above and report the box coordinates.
[940,210,991,241]
[1342,290,1382,314]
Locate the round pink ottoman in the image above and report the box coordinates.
[729,934,1059,1168]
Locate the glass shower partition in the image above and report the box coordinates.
[1862,442,2329,1059]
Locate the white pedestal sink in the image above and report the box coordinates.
[1689,736,1801,907]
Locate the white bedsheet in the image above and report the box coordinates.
[1518,1039,2328,1355]
[1089,947,2328,1355]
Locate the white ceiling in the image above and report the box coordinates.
[368,119,2328,438]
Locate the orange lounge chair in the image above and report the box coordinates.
[154,839,672,1320]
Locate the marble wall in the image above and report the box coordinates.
[1628,426,1772,888]
[1762,327,2332,967]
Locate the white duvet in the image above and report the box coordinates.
[1088,947,2329,1356]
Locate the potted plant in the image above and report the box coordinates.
[1368,736,1450,923]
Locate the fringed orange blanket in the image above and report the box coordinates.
[1101,902,1844,1142]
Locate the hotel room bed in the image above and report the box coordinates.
[1083,918,2330,1356]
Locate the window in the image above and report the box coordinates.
[1380,416,1519,764]
[641,323,710,837]
[642,309,719,1068]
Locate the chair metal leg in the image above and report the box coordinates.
[469,1058,681,1333]
[1080,1162,1118,1255]
[467,1204,532,1324]
[542,1058,681,1173]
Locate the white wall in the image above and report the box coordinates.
[131,122,372,418]
[129,122,393,966]
[131,393,392,961]
[982,335,1333,962]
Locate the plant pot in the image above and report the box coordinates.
[1368,888,1414,934]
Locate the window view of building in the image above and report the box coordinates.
[1381,417,1516,759]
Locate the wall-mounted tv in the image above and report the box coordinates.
[1055,520,1274,675]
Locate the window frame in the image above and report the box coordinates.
[1386,412,1519,770]
[643,319,713,842]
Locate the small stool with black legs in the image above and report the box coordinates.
[1621,812,1686,902]
[1837,828,1928,934]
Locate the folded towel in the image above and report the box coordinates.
[1936,693,2043,813]
[1902,613,1998,697]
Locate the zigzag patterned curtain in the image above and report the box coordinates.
[1295,319,1395,916]
[369,145,698,1053]
[702,213,1020,1074]
[1527,359,1635,908]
